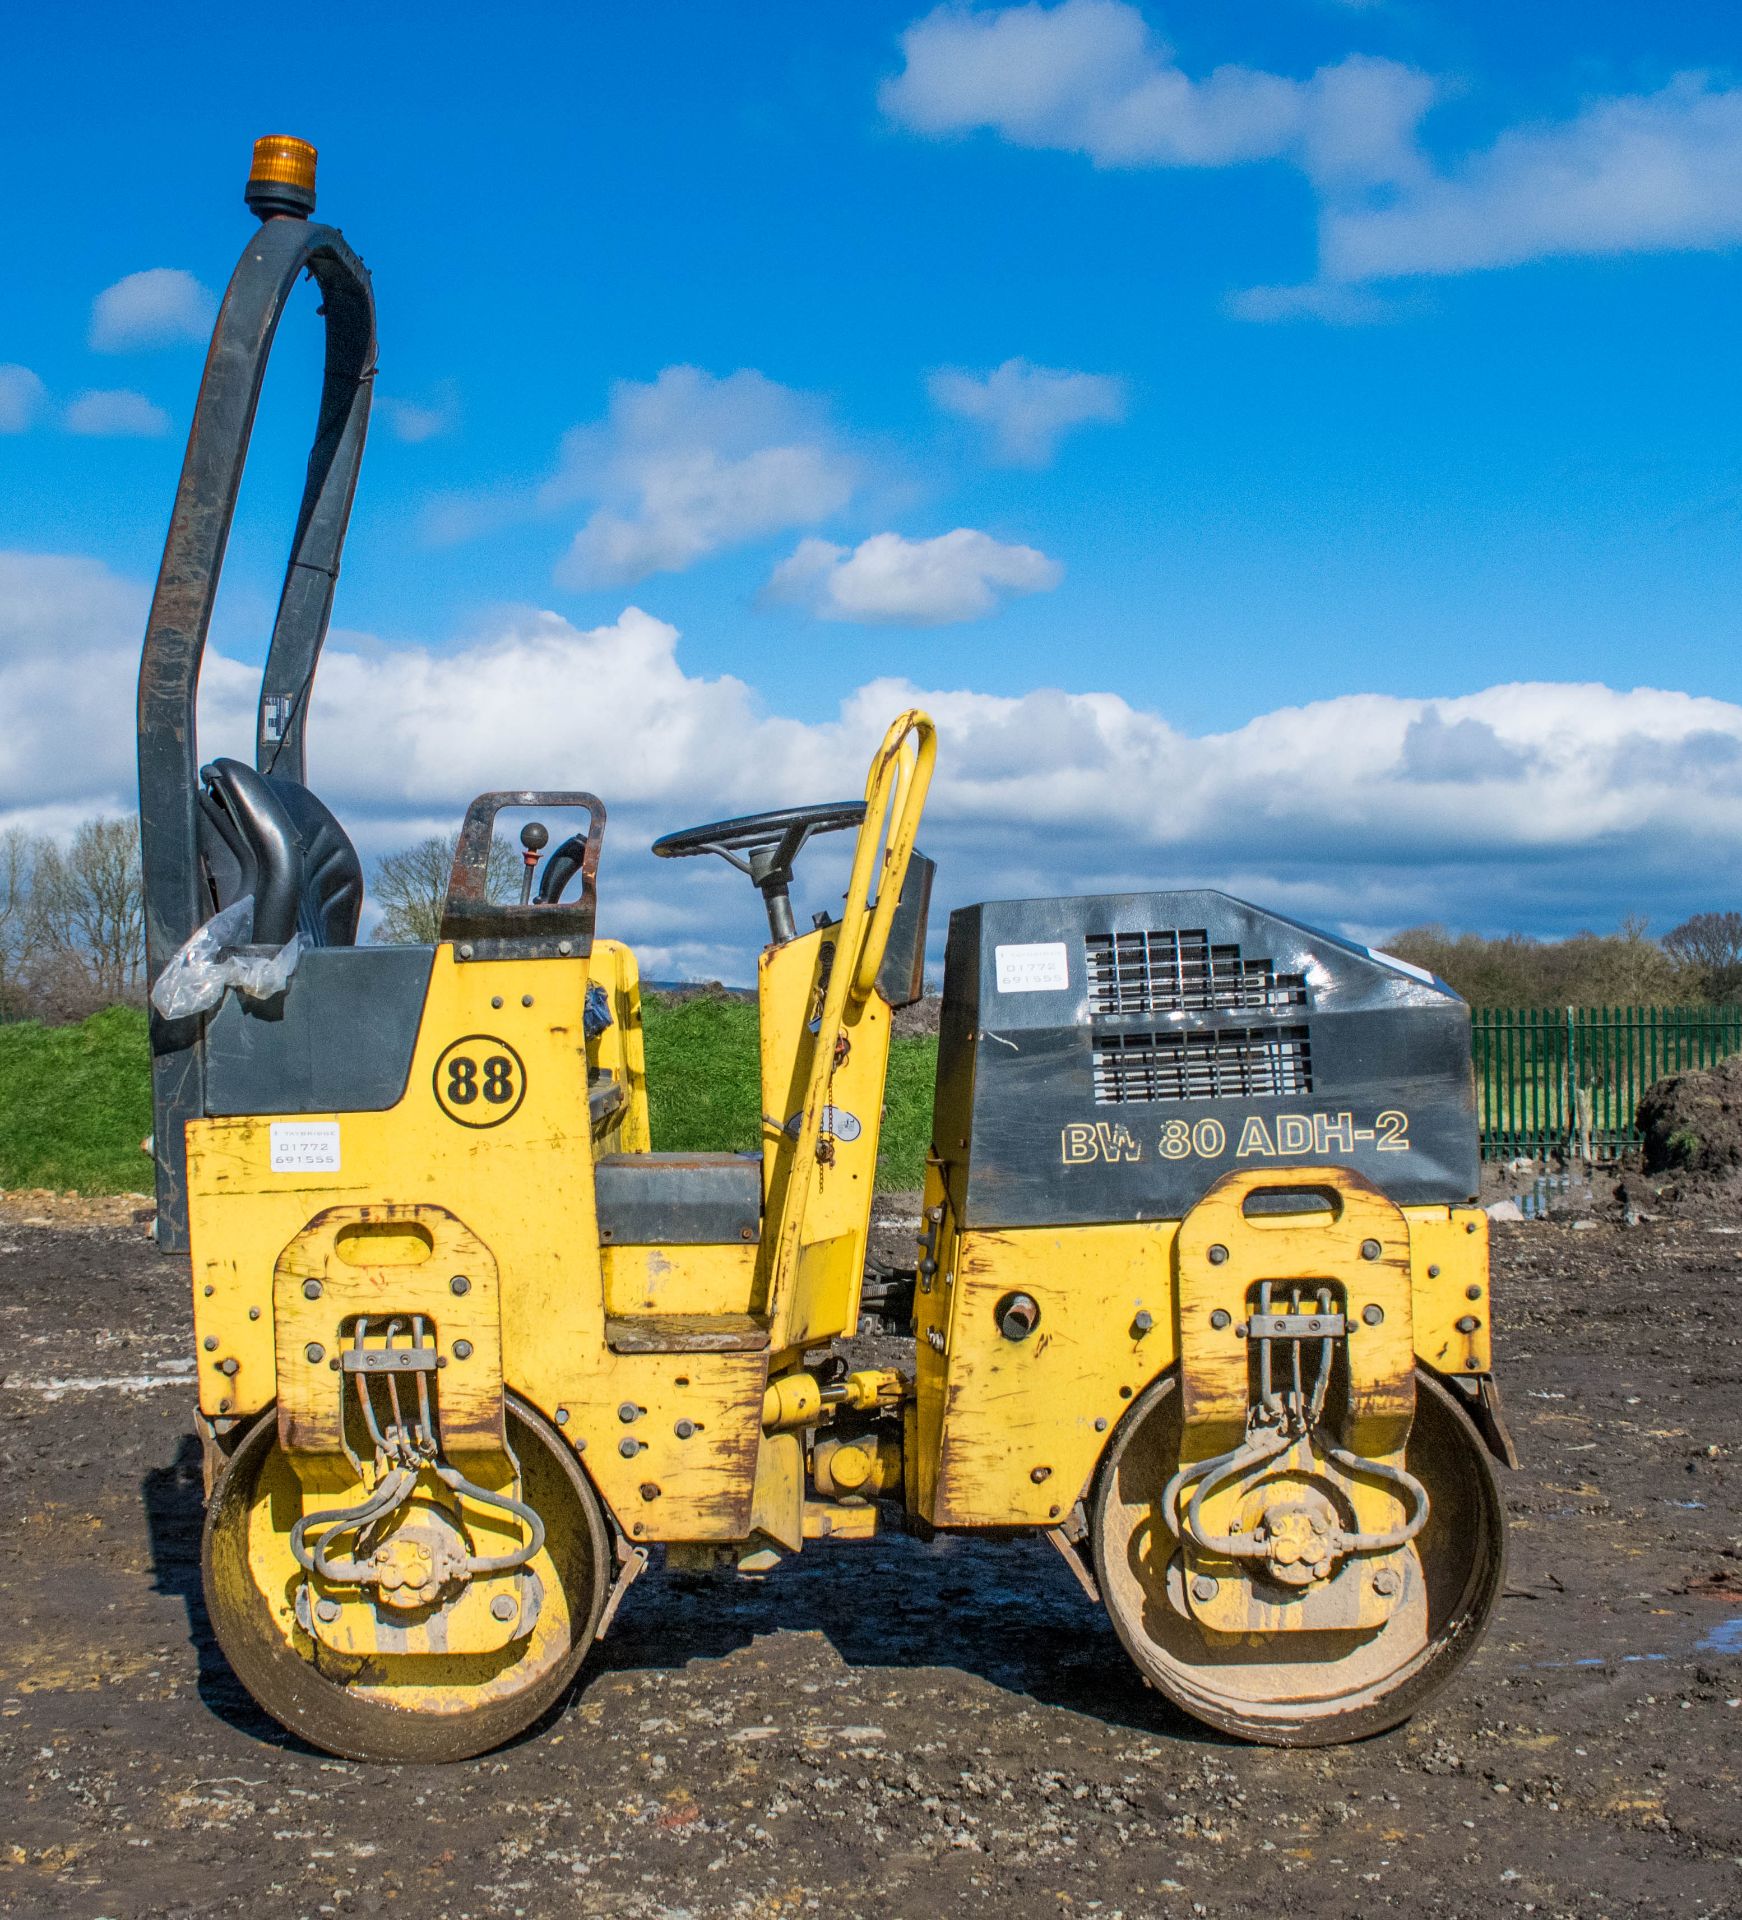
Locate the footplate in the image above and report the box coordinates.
[1170,1166,1425,1637]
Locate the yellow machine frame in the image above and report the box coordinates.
[187,703,1495,1624]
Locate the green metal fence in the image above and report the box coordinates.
[1473,1005,1742,1161]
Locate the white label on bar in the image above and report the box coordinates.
[784,1104,864,1142]
[269,1121,341,1173]
[995,941,1070,993]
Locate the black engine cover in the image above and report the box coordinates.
[933,891,1479,1230]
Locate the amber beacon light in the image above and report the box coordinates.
[245,135,318,221]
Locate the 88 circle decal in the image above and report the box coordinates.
[433,1034,528,1128]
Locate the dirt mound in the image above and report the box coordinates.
[648,979,755,1005]
[0,1188,154,1229]
[1637,1053,1742,1175]
[892,994,941,1038]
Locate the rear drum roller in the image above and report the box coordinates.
[203,1394,610,1762]
[1091,1368,1505,1746]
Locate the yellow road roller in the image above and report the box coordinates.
[136,140,1513,1761]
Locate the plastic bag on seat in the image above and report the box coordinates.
[149,894,303,1019]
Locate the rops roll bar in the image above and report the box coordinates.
[137,138,376,1248]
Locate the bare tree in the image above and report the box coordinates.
[0,826,33,1017]
[28,817,146,1008]
[1663,911,1742,1001]
[370,832,522,944]
[1544,915,1690,1007]
[1388,917,1695,1009]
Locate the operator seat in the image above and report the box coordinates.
[197,756,363,947]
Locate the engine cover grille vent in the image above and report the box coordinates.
[1093,1025,1313,1105]
[1085,929,1307,1017]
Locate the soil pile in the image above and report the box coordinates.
[1637,1053,1742,1175]
[892,993,941,1038]
[0,1186,153,1229]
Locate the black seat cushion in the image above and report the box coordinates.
[198,757,363,948]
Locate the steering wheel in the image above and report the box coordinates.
[652,801,866,944]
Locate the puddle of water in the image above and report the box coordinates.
[1520,1174,1565,1220]
[1531,1654,1669,1670]
[1524,1617,1742,1670]
[1518,1172,1600,1220]
[0,1365,195,1399]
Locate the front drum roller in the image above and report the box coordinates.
[1092,1368,1505,1746]
[204,1394,610,1763]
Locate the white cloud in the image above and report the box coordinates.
[420,486,523,547]
[766,529,1063,625]
[380,390,457,444]
[928,358,1126,464]
[63,389,171,438]
[1223,280,1398,324]
[0,365,47,434]
[1323,74,1742,281]
[89,268,216,352]
[1295,52,1436,192]
[9,548,1742,982]
[887,6,1742,320]
[0,552,250,823]
[881,2,1432,187]
[1397,708,1535,782]
[545,366,857,587]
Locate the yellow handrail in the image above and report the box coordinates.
[766,709,936,1340]
[850,711,937,1003]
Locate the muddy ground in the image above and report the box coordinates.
[1,1203,1739,1920]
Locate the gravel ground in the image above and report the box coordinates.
[1,1202,1739,1920]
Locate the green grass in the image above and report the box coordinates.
[641,994,765,1155]
[878,1033,937,1191]
[0,996,938,1195]
[0,1005,154,1193]
[640,992,935,1190]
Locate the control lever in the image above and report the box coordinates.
[518,822,549,907]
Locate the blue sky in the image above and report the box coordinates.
[3,2,1740,977]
